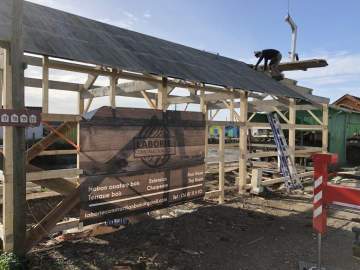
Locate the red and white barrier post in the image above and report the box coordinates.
[312,153,338,270]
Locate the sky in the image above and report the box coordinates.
[25,0,360,113]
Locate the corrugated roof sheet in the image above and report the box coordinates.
[0,0,307,99]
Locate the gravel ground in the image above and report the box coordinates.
[27,191,360,270]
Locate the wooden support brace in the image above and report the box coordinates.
[273,107,290,123]
[306,109,323,125]
[26,121,77,162]
[222,100,240,121]
[141,90,156,109]
[25,186,81,252]
[210,109,220,121]
[79,74,98,114]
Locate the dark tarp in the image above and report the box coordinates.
[0,0,306,99]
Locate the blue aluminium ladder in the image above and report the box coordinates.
[267,112,302,191]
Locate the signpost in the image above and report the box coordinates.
[79,107,206,225]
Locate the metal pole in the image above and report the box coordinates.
[317,233,322,269]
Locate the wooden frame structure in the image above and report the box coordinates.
[0,2,330,256]
[0,50,330,253]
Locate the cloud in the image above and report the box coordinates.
[99,11,139,30]
[285,51,360,101]
[144,11,152,19]
[27,0,55,5]
[26,0,69,10]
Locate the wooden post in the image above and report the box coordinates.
[230,99,234,122]
[3,0,26,256]
[238,90,248,192]
[200,90,208,161]
[250,168,263,195]
[42,56,49,113]
[157,78,167,111]
[0,62,3,108]
[289,98,296,163]
[218,125,225,204]
[78,93,84,115]
[322,104,329,153]
[110,75,117,108]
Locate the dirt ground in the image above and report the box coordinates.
[27,189,360,270]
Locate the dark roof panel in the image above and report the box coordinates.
[0,0,306,99]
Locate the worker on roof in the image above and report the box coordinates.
[254,49,283,80]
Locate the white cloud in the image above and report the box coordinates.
[26,0,70,10]
[99,11,139,30]
[144,11,152,19]
[27,0,55,5]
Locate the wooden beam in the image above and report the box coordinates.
[3,0,26,255]
[261,171,314,186]
[110,75,117,108]
[167,96,198,104]
[288,98,296,163]
[42,56,49,113]
[278,59,328,71]
[24,77,86,92]
[295,104,321,111]
[0,54,3,107]
[84,81,159,98]
[167,92,237,105]
[229,98,235,122]
[322,104,329,152]
[38,149,77,156]
[200,90,208,163]
[83,84,158,100]
[248,151,279,158]
[208,120,245,127]
[26,169,82,182]
[218,125,225,204]
[250,168,263,194]
[41,113,81,122]
[238,90,248,191]
[209,99,289,112]
[26,165,78,196]
[157,78,168,111]
[247,122,323,130]
[24,55,230,94]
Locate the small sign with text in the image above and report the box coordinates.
[0,109,41,127]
